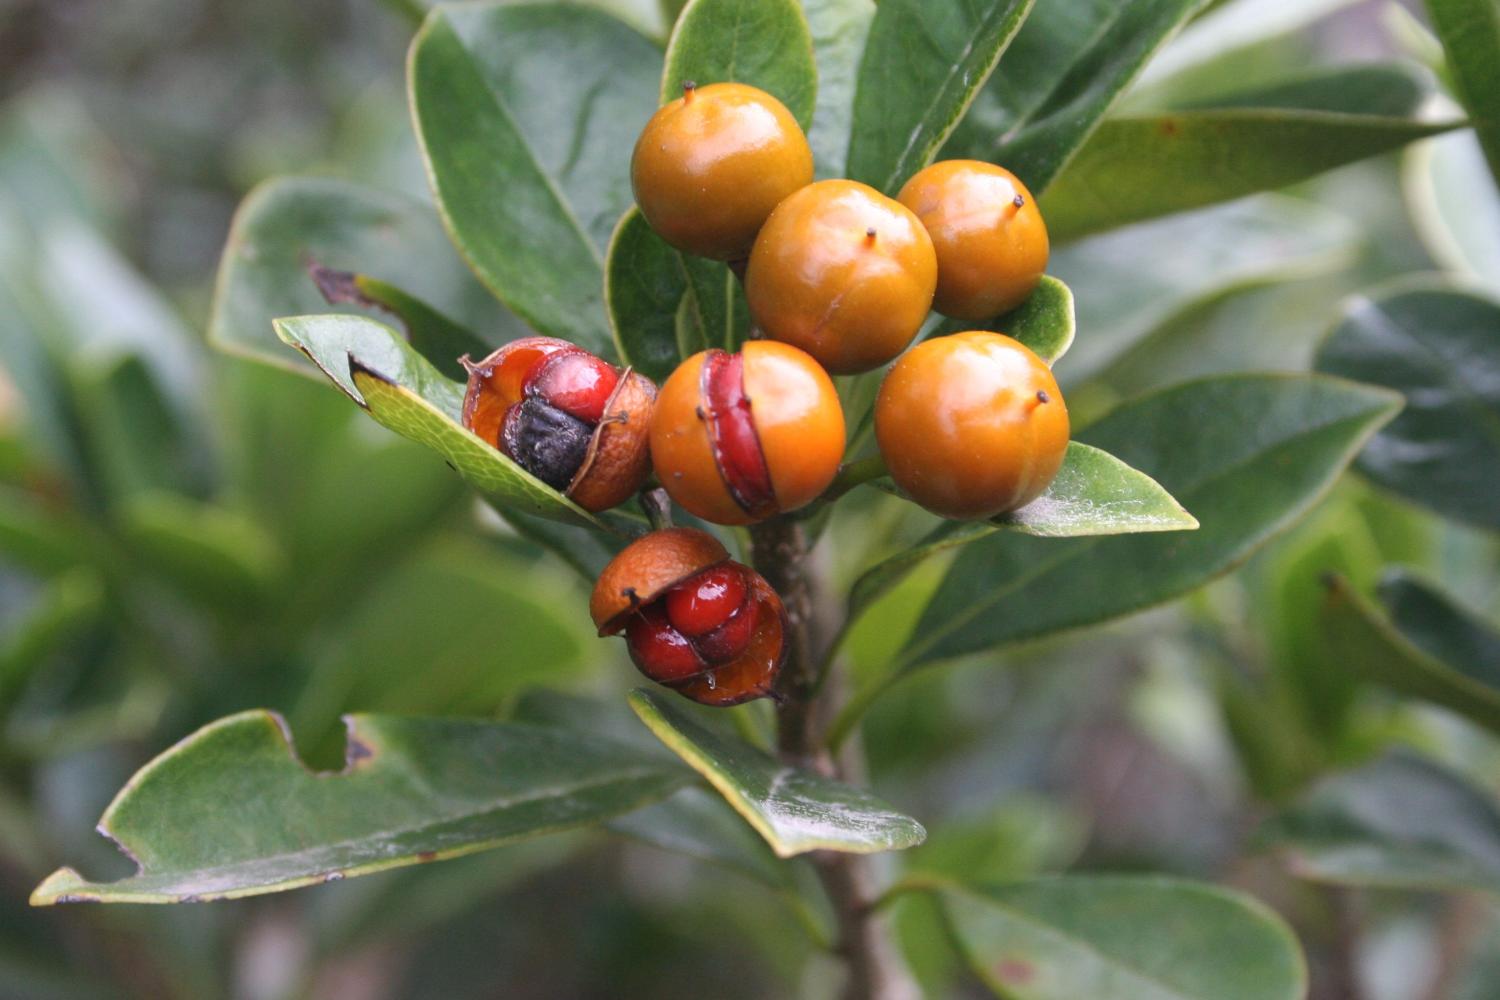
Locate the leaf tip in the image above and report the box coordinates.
[30,868,92,907]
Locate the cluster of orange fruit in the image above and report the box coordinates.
[459,81,1071,704]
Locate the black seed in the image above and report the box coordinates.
[502,397,594,490]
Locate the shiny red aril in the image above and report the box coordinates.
[694,602,756,664]
[625,604,706,684]
[664,564,749,637]
[702,350,776,518]
[526,350,620,424]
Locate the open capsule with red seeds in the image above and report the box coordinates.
[460,337,657,512]
[649,341,845,525]
[591,528,786,706]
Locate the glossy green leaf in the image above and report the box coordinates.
[409,3,661,353]
[942,0,1208,192]
[209,176,513,376]
[1321,574,1500,734]
[628,689,925,857]
[933,275,1075,364]
[1425,0,1500,185]
[1260,751,1500,895]
[1405,131,1500,290]
[31,710,687,904]
[853,442,1197,620]
[661,0,816,128]
[805,0,875,179]
[605,207,686,383]
[1042,108,1456,240]
[941,876,1305,1000]
[1314,280,1500,531]
[901,375,1401,668]
[846,0,1033,193]
[274,314,606,528]
[1058,195,1358,385]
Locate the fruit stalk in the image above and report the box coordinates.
[749,515,918,1000]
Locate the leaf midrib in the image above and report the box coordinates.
[109,765,671,881]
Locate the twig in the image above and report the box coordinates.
[750,515,919,1000]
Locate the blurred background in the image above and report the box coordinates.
[1,0,1498,998]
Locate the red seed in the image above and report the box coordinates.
[625,604,706,683]
[664,564,748,637]
[693,601,756,664]
[701,350,776,517]
[526,350,620,424]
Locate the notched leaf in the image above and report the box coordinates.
[32,709,687,905]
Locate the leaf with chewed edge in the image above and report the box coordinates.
[32,709,688,904]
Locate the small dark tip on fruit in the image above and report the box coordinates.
[683,80,697,97]
[694,405,707,421]
[865,227,877,242]
[1013,194,1026,208]
[1036,390,1049,403]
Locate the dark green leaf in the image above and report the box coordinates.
[209,176,514,376]
[1382,569,1500,685]
[1058,195,1358,385]
[31,710,687,904]
[661,0,816,128]
[1174,61,1431,116]
[409,3,661,352]
[943,0,1208,192]
[941,876,1305,1000]
[1315,280,1500,531]
[628,688,925,857]
[846,0,1034,193]
[902,375,1401,668]
[1260,751,1500,894]
[605,207,686,383]
[1041,109,1456,240]
[1425,0,1500,185]
[679,253,750,352]
[1321,573,1500,734]
[274,314,607,528]
[805,0,875,179]
[69,351,212,502]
